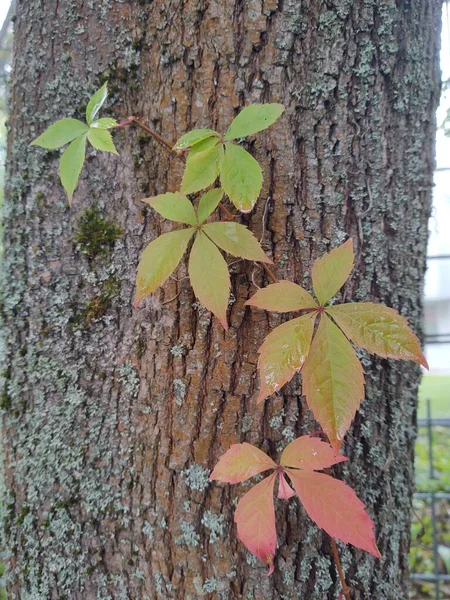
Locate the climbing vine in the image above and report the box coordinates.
[31,82,427,597]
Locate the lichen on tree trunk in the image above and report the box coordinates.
[0,1,441,599]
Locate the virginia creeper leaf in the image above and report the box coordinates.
[86,82,108,125]
[203,222,272,263]
[246,281,317,313]
[220,143,263,213]
[134,228,195,306]
[197,188,224,224]
[174,128,219,150]
[87,128,118,155]
[181,139,224,195]
[326,303,428,368]
[188,231,230,329]
[256,313,316,403]
[224,104,285,141]
[143,192,197,226]
[312,239,354,305]
[90,117,118,129]
[286,469,381,557]
[210,443,276,483]
[280,435,347,471]
[31,118,89,149]
[277,471,295,500]
[59,134,87,203]
[234,472,278,575]
[302,314,365,450]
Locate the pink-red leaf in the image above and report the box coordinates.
[286,469,381,558]
[246,281,317,313]
[256,312,316,403]
[203,221,272,263]
[326,302,428,368]
[280,435,347,471]
[234,472,278,575]
[302,314,365,450]
[210,443,276,484]
[277,471,295,499]
[312,239,354,305]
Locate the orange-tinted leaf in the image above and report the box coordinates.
[203,222,272,263]
[312,239,354,305]
[188,230,230,329]
[134,228,195,307]
[326,302,428,368]
[280,435,347,471]
[277,471,295,500]
[302,314,365,450]
[256,313,316,403]
[234,473,278,575]
[246,281,317,313]
[286,469,381,557]
[210,443,276,483]
[143,192,197,226]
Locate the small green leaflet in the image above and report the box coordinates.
[197,188,224,224]
[31,118,89,149]
[203,221,272,263]
[143,192,197,226]
[181,140,224,195]
[224,104,285,141]
[86,82,108,125]
[220,143,263,213]
[87,129,118,154]
[59,134,87,203]
[90,117,118,129]
[174,129,219,150]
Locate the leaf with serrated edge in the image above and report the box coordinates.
[143,192,197,226]
[246,281,317,313]
[134,228,195,307]
[210,443,276,483]
[257,313,316,403]
[326,303,428,368]
[203,222,272,263]
[197,188,224,224]
[59,134,87,203]
[302,314,365,450]
[31,118,89,149]
[277,472,295,500]
[174,128,219,150]
[312,239,354,305]
[224,104,285,141]
[90,118,118,129]
[234,473,278,575]
[188,231,230,329]
[286,469,381,557]
[86,82,108,125]
[181,140,224,195]
[220,143,263,213]
[280,435,347,471]
[87,128,118,155]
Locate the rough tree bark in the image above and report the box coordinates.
[0,1,441,599]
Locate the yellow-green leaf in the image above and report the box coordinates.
[197,188,224,224]
[87,128,118,155]
[256,313,316,403]
[174,128,219,150]
[203,222,272,263]
[143,192,197,226]
[246,281,318,313]
[326,302,428,368]
[90,117,118,129]
[59,134,87,203]
[312,239,354,305]
[188,231,230,329]
[302,314,365,450]
[31,118,89,149]
[86,82,108,125]
[134,228,195,306]
[224,104,285,141]
[220,143,262,213]
[181,140,224,195]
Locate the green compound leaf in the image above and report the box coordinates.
[188,230,230,329]
[181,139,224,195]
[143,192,197,226]
[86,82,108,125]
[31,118,89,149]
[134,228,195,307]
[203,221,272,263]
[197,188,224,224]
[90,117,118,129]
[59,134,87,203]
[87,128,118,155]
[174,128,219,150]
[220,143,263,213]
[224,104,285,141]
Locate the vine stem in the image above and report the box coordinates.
[262,263,278,284]
[329,536,351,600]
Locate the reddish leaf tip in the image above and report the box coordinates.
[132,296,142,309]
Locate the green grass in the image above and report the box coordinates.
[418,375,450,419]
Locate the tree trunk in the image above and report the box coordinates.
[1,1,441,598]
